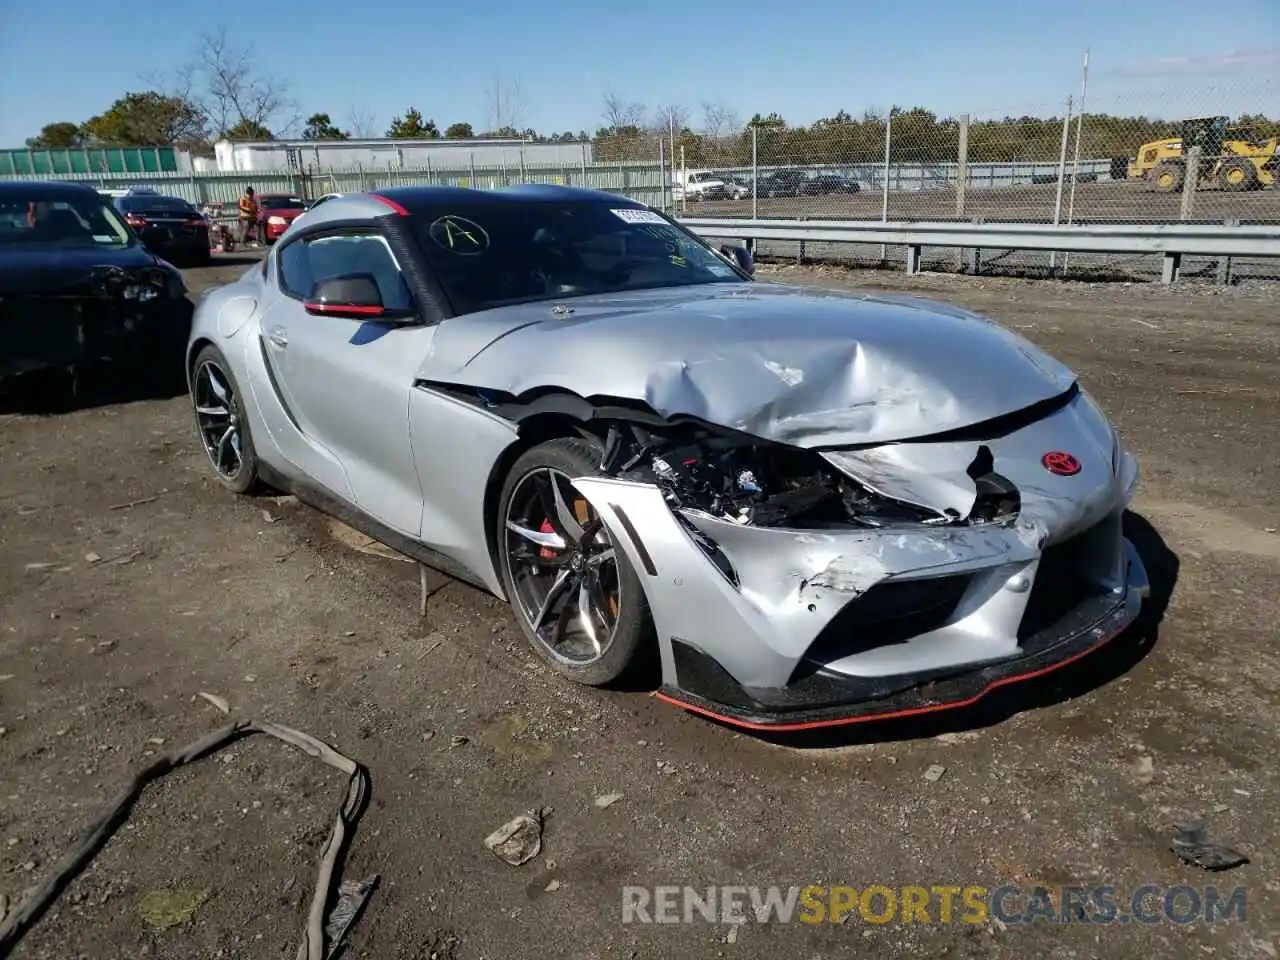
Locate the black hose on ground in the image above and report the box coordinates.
[0,717,372,960]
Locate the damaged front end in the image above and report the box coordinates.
[559,387,1149,729]
[0,263,189,398]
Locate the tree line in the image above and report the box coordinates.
[22,41,1278,170]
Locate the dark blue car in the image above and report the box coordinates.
[0,181,193,407]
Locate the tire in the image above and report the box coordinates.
[190,343,260,495]
[495,436,655,687]
[1151,161,1185,192]
[1218,159,1258,192]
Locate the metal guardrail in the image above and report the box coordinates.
[679,217,1280,283]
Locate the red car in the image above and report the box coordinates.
[256,194,307,243]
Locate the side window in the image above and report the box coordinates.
[278,231,413,311]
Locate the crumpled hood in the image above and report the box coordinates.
[424,282,1076,447]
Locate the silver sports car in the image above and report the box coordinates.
[186,185,1150,730]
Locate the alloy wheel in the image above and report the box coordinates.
[503,467,622,666]
[193,359,243,480]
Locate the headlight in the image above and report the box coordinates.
[121,284,160,302]
[268,216,287,226]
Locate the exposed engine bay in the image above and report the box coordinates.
[595,422,1021,530]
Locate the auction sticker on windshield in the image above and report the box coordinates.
[611,208,668,225]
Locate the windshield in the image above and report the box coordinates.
[416,202,746,314]
[0,195,133,248]
[119,195,194,214]
[261,196,306,210]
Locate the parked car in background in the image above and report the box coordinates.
[803,174,861,195]
[112,189,210,265]
[721,176,754,200]
[756,169,811,197]
[290,193,344,229]
[673,171,728,202]
[307,193,343,209]
[0,181,191,407]
[257,194,308,243]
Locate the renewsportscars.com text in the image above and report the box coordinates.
[621,884,1248,925]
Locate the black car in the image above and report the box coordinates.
[0,181,193,406]
[756,170,811,198]
[113,190,211,265]
[802,174,861,196]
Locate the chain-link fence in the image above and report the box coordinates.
[11,74,1273,231]
[7,74,1273,278]
[652,79,1279,230]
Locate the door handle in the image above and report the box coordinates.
[266,326,289,348]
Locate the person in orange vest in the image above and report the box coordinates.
[237,186,259,245]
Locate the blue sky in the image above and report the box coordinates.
[0,0,1275,145]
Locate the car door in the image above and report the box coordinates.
[265,226,434,536]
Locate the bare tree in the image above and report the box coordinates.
[651,103,689,137]
[174,27,297,137]
[701,100,742,139]
[484,72,527,135]
[345,105,378,139]
[601,91,647,132]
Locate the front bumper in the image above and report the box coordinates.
[571,440,1149,731]
[655,539,1148,730]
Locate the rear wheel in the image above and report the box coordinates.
[190,344,260,494]
[496,437,654,686]
[1151,161,1185,192]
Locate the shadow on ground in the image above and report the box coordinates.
[682,510,1181,749]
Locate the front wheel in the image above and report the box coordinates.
[1219,159,1258,192]
[496,437,654,686]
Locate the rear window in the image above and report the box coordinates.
[119,195,194,214]
[260,196,306,210]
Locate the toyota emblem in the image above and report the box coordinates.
[1042,451,1082,476]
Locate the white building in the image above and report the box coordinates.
[212,137,594,172]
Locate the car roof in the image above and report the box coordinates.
[378,184,642,210]
[293,184,651,229]
[0,180,104,202]
[115,193,190,203]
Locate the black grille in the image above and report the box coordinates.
[1018,522,1111,640]
[794,575,972,680]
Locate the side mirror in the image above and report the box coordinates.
[304,273,415,322]
[721,244,755,277]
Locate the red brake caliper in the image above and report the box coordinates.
[538,519,557,560]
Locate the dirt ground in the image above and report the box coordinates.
[2,254,1278,960]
